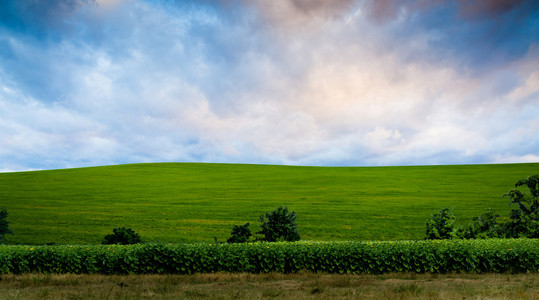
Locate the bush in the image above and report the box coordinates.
[102,227,142,245]
[457,209,503,239]
[425,208,457,240]
[429,175,539,240]
[504,209,539,238]
[257,206,300,242]
[0,208,13,244]
[227,222,251,243]
[1,239,538,274]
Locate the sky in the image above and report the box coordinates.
[1,0,538,171]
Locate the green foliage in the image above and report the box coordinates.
[429,175,539,240]
[102,227,142,245]
[457,209,504,239]
[504,174,539,221]
[0,239,538,274]
[503,209,539,238]
[257,206,300,242]
[0,208,13,243]
[425,175,539,240]
[501,175,539,238]
[425,208,457,240]
[227,223,251,243]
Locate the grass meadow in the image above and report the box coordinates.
[0,272,538,299]
[1,162,537,245]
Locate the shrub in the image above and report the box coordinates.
[457,209,503,239]
[425,208,457,240]
[1,239,538,274]
[0,208,13,243]
[503,209,539,238]
[431,175,539,239]
[102,227,142,245]
[227,222,251,243]
[257,206,300,242]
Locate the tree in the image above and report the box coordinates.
[504,174,539,221]
[257,206,300,242]
[503,208,538,238]
[425,208,457,240]
[227,222,251,243]
[102,227,142,245]
[503,174,539,238]
[425,175,539,240]
[457,209,503,239]
[0,207,13,243]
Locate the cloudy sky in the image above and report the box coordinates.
[1,0,538,171]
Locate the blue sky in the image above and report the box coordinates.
[1,0,538,171]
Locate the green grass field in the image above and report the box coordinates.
[0,163,537,245]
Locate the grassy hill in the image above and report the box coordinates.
[0,163,537,245]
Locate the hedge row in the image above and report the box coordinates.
[0,239,538,274]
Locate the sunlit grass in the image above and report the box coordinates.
[0,162,537,244]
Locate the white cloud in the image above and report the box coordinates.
[0,0,538,171]
[492,154,539,164]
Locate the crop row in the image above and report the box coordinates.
[0,239,537,274]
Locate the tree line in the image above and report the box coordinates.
[425,174,538,239]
